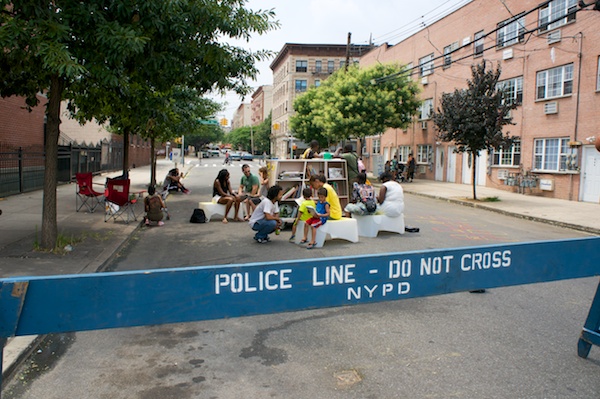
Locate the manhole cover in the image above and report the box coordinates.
[334,369,362,387]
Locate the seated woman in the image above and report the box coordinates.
[213,169,242,223]
[376,171,405,217]
[164,168,190,194]
[144,186,166,226]
[344,173,376,216]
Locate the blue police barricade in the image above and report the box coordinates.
[1,237,600,396]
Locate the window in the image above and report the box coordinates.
[539,0,577,32]
[497,15,525,48]
[419,54,434,77]
[396,146,411,163]
[340,60,346,69]
[474,30,485,57]
[536,64,573,100]
[295,80,307,92]
[497,76,523,105]
[492,139,521,166]
[315,60,322,73]
[420,99,434,120]
[372,138,381,154]
[314,79,321,88]
[443,42,458,68]
[534,138,576,171]
[327,60,335,73]
[295,60,307,73]
[417,145,433,164]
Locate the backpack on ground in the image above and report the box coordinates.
[190,208,206,223]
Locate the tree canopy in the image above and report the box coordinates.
[0,0,278,249]
[224,113,272,155]
[432,61,517,199]
[290,63,421,149]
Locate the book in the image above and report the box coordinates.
[328,167,343,179]
[305,205,319,217]
[281,185,297,200]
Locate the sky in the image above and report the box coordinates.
[211,0,472,122]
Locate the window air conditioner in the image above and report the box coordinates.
[421,76,428,85]
[502,49,513,60]
[544,101,558,114]
[547,30,561,44]
[421,120,428,130]
[497,169,508,180]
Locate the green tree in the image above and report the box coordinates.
[432,61,517,200]
[0,0,277,249]
[291,63,421,151]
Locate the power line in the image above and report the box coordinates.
[374,1,584,84]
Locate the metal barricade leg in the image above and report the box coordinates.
[578,278,600,358]
[1,337,6,399]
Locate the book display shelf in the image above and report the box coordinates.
[267,159,349,225]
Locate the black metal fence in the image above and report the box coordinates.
[0,141,123,197]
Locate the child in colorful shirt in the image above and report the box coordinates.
[290,187,315,242]
[304,187,330,249]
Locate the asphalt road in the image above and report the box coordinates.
[4,160,600,399]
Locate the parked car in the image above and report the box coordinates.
[200,149,210,158]
[209,150,220,157]
[241,152,254,161]
[230,152,242,161]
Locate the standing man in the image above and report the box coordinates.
[334,143,359,184]
[248,185,283,243]
[239,164,261,219]
[406,153,416,182]
[309,175,342,220]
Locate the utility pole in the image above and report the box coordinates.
[345,32,351,72]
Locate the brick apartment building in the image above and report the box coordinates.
[270,43,372,159]
[250,85,273,127]
[360,0,600,202]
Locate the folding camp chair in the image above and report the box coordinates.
[104,179,137,224]
[75,172,104,213]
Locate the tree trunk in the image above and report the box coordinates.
[150,138,157,187]
[471,153,477,200]
[122,128,129,178]
[41,74,65,250]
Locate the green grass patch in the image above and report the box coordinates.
[482,196,500,202]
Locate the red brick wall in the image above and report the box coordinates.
[0,95,45,150]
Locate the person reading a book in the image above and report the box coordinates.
[308,175,342,220]
[213,169,242,223]
[248,185,283,244]
[239,164,261,220]
[344,173,376,216]
[303,187,330,249]
[289,187,316,242]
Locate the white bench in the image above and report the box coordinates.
[352,214,405,238]
[294,218,359,248]
[198,201,244,221]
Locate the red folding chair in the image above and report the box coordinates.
[75,173,104,213]
[104,179,137,224]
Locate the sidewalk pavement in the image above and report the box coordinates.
[1,164,599,381]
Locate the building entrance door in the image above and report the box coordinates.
[581,146,600,203]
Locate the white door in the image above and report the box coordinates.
[435,147,444,181]
[447,146,456,183]
[383,147,390,162]
[581,146,600,203]
[462,152,487,186]
[477,151,488,186]
[462,152,472,184]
